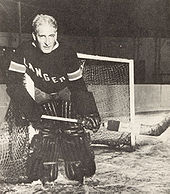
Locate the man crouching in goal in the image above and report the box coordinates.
[5,14,101,184]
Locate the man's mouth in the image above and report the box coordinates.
[43,45,51,49]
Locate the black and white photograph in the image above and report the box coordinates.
[0,0,170,193]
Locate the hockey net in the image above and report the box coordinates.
[77,53,135,126]
[0,53,135,183]
[78,54,135,149]
[0,104,30,183]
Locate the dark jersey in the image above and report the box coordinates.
[6,40,87,121]
[9,41,85,93]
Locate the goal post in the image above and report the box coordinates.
[77,53,136,146]
[129,59,136,146]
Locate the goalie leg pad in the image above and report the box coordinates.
[43,136,60,182]
[26,133,59,183]
[80,132,96,177]
[60,132,96,183]
[62,135,84,183]
[26,134,45,182]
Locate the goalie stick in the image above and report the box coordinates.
[41,115,79,123]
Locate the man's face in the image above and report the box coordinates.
[33,24,57,54]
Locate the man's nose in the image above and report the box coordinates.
[44,37,50,45]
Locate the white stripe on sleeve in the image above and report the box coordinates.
[9,61,26,73]
[67,68,83,81]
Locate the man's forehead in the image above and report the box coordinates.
[36,24,57,34]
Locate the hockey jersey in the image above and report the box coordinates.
[6,40,87,121]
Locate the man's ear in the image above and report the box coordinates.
[55,32,58,41]
[32,32,36,41]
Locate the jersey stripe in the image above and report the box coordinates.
[9,61,26,73]
[67,68,82,81]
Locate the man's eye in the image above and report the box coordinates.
[38,35,45,39]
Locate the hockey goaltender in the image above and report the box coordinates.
[5,14,101,184]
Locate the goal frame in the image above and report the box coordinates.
[77,53,135,146]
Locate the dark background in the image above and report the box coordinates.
[0,0,170,38]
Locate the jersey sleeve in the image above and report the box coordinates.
[64,46,88,92]
[65,46,83,82]
[6,43,42,121]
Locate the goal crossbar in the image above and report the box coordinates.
[77,53,133,63]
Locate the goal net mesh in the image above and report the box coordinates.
[80,56,134,124]
[0,54,134,183]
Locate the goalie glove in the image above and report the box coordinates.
[79,113,101,133]
[71,91,101,133]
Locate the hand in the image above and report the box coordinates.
[80,113,101,133]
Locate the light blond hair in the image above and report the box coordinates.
[32,14,58,33]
